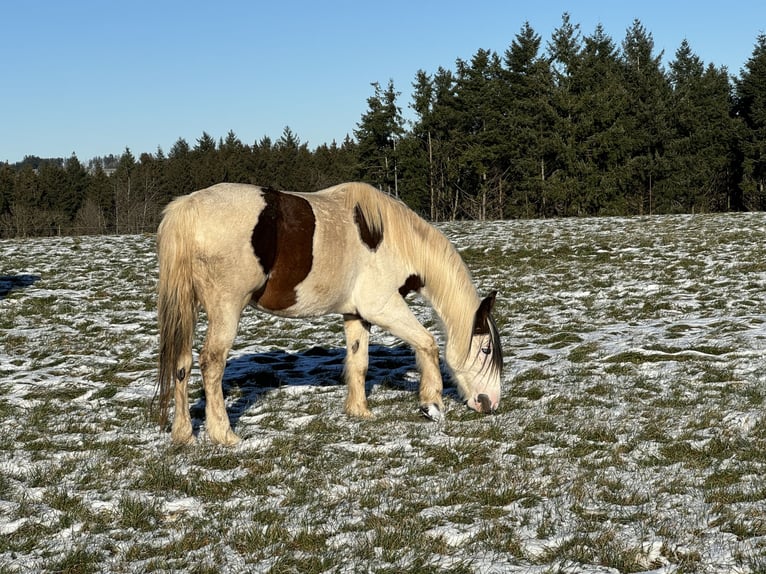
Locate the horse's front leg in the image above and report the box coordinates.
[364,297,444,418]
[200,303,241,445]
[343,314,373,419]
[411,332,444,419]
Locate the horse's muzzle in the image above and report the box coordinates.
[476,394,496,414]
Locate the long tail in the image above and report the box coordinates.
[154,196,198,429]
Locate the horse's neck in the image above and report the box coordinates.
[416,229,479,368]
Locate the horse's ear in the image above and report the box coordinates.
[480,291,497,315]
[473,291,497,334]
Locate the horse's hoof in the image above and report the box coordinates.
[171,430,196,446]
[209,429,241,446]
[346,405,375,420]
[419,403,444,421]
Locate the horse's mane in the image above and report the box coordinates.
[341,183,480,366]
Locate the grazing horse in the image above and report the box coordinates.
[156,182,502,445]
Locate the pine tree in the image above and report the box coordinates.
[355,80,404,196]
[408,67,462,220]
[273,126,313,190]
[619,19,671,214]
[453,47,505,218]
[166,138,194,197]
[0,164,12,215]
[735,33,766,209]
[311,138,358,190]
[192,132,221,188]
[219,130,251,183]
[79,164,112,234]
[396,70,434,216]
[547,13,583,215]
[62,154,87,221]
[664,41,738,212]
[502,23,555,217]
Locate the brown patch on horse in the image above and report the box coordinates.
[399,274,424,298]
[354,204,383,250]
[251,189,316,310]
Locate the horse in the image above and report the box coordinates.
[155,182,502,445]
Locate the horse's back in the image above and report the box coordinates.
[157,181,430,318]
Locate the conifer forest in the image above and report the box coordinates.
[3,16,766,238]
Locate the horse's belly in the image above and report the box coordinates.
[252,274,352,318]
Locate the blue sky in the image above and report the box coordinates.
[2,0,764,164]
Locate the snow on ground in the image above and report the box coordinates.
[1,213,765,572]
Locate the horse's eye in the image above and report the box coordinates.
[481,346,491,355]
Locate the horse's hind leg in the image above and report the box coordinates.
[200,301,242,445]
[171,350,194,444]
[343,315,373,419]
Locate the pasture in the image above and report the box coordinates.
[1,213,765,573]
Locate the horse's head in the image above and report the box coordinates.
[453,291,503,414]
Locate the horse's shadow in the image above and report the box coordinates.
[0,275,41,299]
[188,344,456,433]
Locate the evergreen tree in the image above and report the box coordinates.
[62,154,88,221]
[0,163,15,237]
[409,67,462,220]
[433,67,469,219]
[312,138,358,190]
[568,24,626,214]
[0,163,13,217]
[251,136,275,187]
[547,13,583,215]
[192,131,221,188]
[664,41,738,211]
[619,19,671,214]
[8,166,42,237]
[166,138,194,197]
[79,164,112,234]
[405,70,437,217]
[37,160,66,213]
[3,16,766,238]
[501,23,555,217]
[355,80,405,196]
[219,130,251,183]
[273,126,313,189]
[548,13,582,83]
[735,33,766,209]
[451,47,505,218]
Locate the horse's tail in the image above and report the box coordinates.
[155,196,198,429]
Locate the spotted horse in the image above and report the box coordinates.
[155,182,502,445]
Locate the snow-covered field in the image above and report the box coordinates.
[1,213,765,573]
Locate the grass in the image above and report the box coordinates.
[1,215,766,572]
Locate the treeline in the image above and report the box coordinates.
[384,17,766,219]
[2,15,766,237]
[0,130,358,237]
